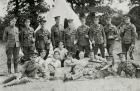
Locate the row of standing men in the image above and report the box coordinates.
[3,15,137,74]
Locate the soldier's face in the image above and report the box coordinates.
[10,18,17,26]
[89,52,95,59]
[81,18,86,25]
[40,52,46,58]
[30,55,37,61]
[25,20,30,27]
[124,18,130,24]
[106,19,111,24]
[67,55,73,60]
[54,53,60,59]
[41,22,45,28]
[94,19,99,24]
[68,22,73,28]
[55,18,60,24]
[59,43,64,49]
[119,56,126,62]
[79,52,85,59]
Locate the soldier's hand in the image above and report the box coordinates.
[47,40,51,43]
[74,40,77,45]
[92,41,95,44]
[85,35,89,38]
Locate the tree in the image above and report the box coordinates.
[67,0,116,26]
[5,0,49,29]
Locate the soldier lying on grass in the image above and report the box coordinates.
[63,51,117,81]
[117,52,140,78]
[2,51,48,87]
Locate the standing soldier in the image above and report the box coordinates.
[51,16,64,49]
[89,16,106,58]
[20,19,36,60]
[64,19,77,54]
[3,17,20,74]
[120,16,137,60]
[104,16,118,56]
[76,16,90,57]
[35,20,51,60]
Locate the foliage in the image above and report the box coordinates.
[4,0,49,29]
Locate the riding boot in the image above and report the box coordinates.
[14,62,18,73]
[7,60,11,74]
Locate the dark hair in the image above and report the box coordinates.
[67,52,73,57]
[24,19,30,23]
[54,51,60,55]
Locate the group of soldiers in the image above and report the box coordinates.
[1,13,140,87]
[2,14,138,77]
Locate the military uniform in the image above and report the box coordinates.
[76,25,90,57]
[35,28,51,59]
[51,24,64,49]
[22,52,46,78]
[64,27,77,53]
[89,24,106,58]
[3,26,20,73]
[104,24,118,56]
[120,23,137,60]
[20,26,35,59]
[117,61,136,77]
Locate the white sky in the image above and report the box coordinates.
[0,0,131,17]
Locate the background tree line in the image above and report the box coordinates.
[0,0,140,39]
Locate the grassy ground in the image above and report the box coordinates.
[0,41,140,91]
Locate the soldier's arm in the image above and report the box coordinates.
[63,30,66,46]
[48,31,51,40]
[19,28,24,43]
[117,64,123,76]
[102,26,106,44]
[89,27,94,43]
[3,28,8,42]
[51,27,55,47]
[131,24,137,45]
[114,26,119,39]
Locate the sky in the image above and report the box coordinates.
[0,0,131,17]
[0,0,8,17]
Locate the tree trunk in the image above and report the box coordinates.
[28,0,38,29]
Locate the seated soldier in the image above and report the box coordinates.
[117,52,139,78]
[82,51,107,79]
[2,51,48,87]
[77,51,89,67]
[64,64,84,81]
[64,52,79,67]
[54,42,68,67]
[45,51,61,69]
[95,56,117,79]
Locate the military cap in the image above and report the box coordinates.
[40,19,47,23]
[67,52,74,57]
[54,16,60,20]
[123,15,130,20]
[106,55,113,58]
[29,51,38,57]
[40,50,46,53]
[117,52,126,57]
